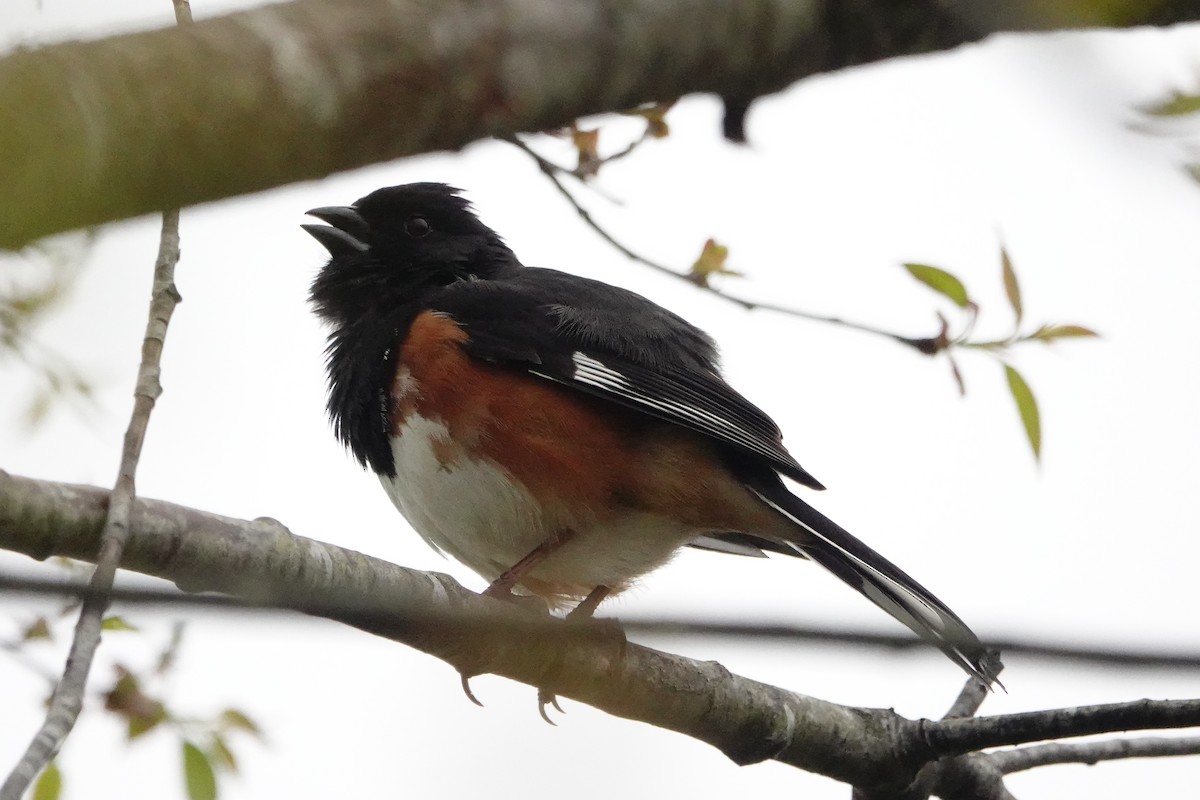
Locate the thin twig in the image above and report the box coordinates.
[929,699,1200,756]
[945,672,997,719]
[5,571,1200,673]
[579,128,649,175]
[989,735,1200,774]
[502,134,936,353]
[173,0,193,24]
[0,210,182,799]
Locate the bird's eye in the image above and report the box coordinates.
[404,215,431,238]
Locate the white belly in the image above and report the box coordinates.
[379,414,692,600]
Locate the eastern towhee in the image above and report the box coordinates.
[304,182,999,685]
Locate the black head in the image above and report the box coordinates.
[305,182,519,325]
[304,183,520,475]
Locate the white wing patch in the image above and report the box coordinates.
[562,352,789,467]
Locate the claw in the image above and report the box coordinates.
[537,688,564,725]
[461,674,484,707]
[531,586,610,723]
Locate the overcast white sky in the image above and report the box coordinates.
[3,3,1200,799]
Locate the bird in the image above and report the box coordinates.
[303,182,999,687]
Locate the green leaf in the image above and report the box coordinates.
[1146,92,1200,117]
[1000,247,1022,325]
[208,734,239,774]
[1004,364,1041,460]
[127,703,168,739]
[689,238,739,286]
[101,616,139,632]
[33,762,62,800]
[22,616,52,642]
[902,263,971,308]
[183,742,218,800]
[219,709,262,738]
[1031,324,1099,342]
[104,665,167,739]
[626,102,672,138]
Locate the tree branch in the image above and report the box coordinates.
[989,735,1200,773]
[928,700,1200,756]
[2,0,1194,249]
[503,134,941,352]
[3,470,1200,795]
[0,212,181,798]
[0,470,934,789]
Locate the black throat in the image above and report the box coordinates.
[321,305,420,477]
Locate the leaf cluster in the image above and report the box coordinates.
[6,589,262,800]
[902,247,1098,459]
[0,238,96,427]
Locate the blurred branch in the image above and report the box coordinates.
[3,0,1196,248]
[622,618,1200,671]
[1,213,182,795]
[3,470,1200,796]
[3,574,1200,672]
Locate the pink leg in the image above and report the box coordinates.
[483,529,576,598]
[464,530,577,707]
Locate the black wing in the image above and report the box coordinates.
[429,268,823,489]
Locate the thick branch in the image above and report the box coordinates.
[2,0,1194,249]
[3,471,1200,793]
[0,470,932,788]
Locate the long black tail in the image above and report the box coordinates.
[749,481,1001,686]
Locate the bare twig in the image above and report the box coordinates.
[944,674,995,719]
[585,128,648,171]
[989,735,1200,774]
[928,699,1200,757]
[872,699,1200,800]
[502,134,938,353]
[173,0,193,24]
[0,211,181,799]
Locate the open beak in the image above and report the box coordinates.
[302,206,370,256]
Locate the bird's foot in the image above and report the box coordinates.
[536,585,615,724]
